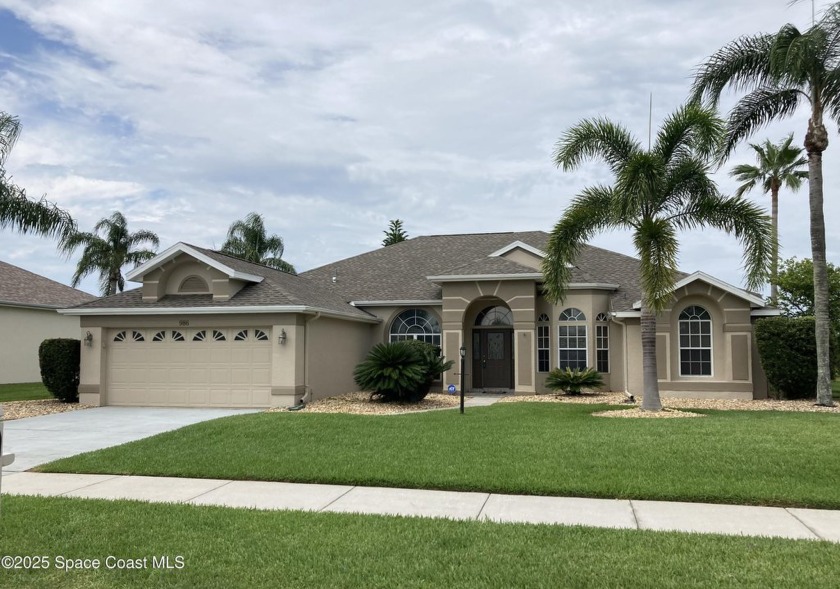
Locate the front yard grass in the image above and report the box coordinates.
[40,403,840,509]
[1,495,839,589]
[0,382,50,403]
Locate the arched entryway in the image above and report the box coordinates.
[466,300,514,391]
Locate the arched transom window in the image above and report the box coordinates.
[679,305,712,376]
[390,309,441,346]
[558,308,587,370]
[475,306,513,327]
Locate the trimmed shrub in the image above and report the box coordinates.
[545,367,604,396]
[354,341,454,403]
[754,316,837,399]
[38,338,81,403]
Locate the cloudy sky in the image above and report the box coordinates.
[0,0,835,297]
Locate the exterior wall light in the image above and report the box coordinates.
[278,329,287,345]
[84,331,94,347]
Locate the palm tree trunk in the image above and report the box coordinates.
[640,301,662,411]
[804,117,834,407]
[769,185,779,306]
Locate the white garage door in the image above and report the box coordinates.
[107,327,272,407]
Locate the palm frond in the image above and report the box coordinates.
[261,258,297,274]
[128,229,160,249]
[655,103,725,164]
[724,87,802,156]
[542,186,622,303]
[0,112,21,166]
[553,118,641,175]
[691,33,775,105]
[671,194,773,291]
[0,184,76,239]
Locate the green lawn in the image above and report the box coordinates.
[0,382,51,402]
[0,495,838,589]
[40,403,840,509]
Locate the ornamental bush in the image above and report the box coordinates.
[354,341,454,403]
[754,316,837,399]
[38,338,81,403]
[545,367,604,396]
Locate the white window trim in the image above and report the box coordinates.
[678,306,714,377]
[557,323,588,370]
[596,323,609,373]
[537,322,550,373]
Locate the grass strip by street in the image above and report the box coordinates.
[1,495,839,589]
[0,382,50,403]
[39,402,840,509]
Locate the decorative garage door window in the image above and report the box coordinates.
[235,330,249,341]
[171,331,185,341]
[152,330,186,342]
[153,331,166,342]
[389,309,441,346]
[114,330,144,342]
[679,305,712,376]
[254,329,269,341]
[213,330,226,341]
[193,330,207,342]
[558,308,587,370]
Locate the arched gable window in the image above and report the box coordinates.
[179,275,209,294]
[679,305,712,376]
[558,308,587,370]
[389,309,441,346]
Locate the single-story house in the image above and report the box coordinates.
[0,260,96,384]
[62,231,774,408]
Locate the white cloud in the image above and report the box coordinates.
[0,0,835,297]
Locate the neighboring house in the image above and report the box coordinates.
[62,232,774,408]
[0,260,96,384]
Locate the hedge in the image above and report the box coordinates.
[38,338,81,403]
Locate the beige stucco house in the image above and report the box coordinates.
[0,260,95,384]
[63,231,775,408]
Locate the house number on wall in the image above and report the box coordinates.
[179,320,190,327]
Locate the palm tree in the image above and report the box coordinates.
[543,103,772,411]
[60,212,159,296]
[691,5,838,406]
[0,112,75,239]
[730,135,808,305]
[221,212,296,274]
[382,219,408,246]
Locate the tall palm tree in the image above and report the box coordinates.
[691,5,838,406]
[0,112,75,239]
[60,212,159,296]
[730,135,808,305]
[221,212,296,274]
[543,103,772,411]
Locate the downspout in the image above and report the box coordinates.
[301,312,322,404]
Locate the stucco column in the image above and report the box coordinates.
[270,320,305,408]
[79,326,105,406]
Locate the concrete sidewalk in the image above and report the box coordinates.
[3,472,839,543]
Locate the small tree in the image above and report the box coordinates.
[382,219,408,246]
[775,257,840,328]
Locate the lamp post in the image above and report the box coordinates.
[459,346,466,414]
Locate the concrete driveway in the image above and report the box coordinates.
[3,407,258,472]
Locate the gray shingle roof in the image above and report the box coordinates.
[302,231,652,311]
[0,260,96,308]
[70,246,374,319]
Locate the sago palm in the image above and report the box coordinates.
[543,103,772,412]
[691,5,839,406]
[730,135,807,305]
[60,211,159,296]
[0,111,75,239]
[221,212,296,274]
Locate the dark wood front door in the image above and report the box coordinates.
[472,329,513,390]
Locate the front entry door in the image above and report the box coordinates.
[472,329,513,390]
